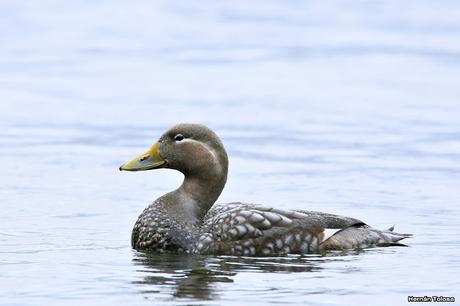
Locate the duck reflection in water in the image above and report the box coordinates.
[131,251,362,300]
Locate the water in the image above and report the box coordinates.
[1,1,460,305]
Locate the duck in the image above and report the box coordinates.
[120,123,411,256]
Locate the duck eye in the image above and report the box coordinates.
[174,134,184,141]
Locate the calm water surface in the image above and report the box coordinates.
[1,1,460,305]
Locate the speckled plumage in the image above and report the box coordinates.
[123,124,412,256]
[131,199,200,252]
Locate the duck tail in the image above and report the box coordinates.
[377,225,413,247]
[319,223,413,251]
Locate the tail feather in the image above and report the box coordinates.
[319,224,412,251]
[380,227,412,242]
[386,225,395,232]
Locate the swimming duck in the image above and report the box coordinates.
[120,123,411,256]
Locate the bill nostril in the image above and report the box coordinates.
[139,156,149,162]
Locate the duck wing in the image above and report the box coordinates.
[196,202,411,256]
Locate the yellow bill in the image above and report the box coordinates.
[119,142,166,171]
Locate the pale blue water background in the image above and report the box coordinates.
[1,1,460,305]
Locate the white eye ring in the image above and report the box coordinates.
[174,134,184,141]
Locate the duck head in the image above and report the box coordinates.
[120,123,229,183]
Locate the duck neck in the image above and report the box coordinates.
[162,166,228,223]
[178,172,227,219]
